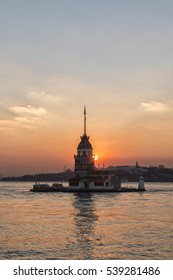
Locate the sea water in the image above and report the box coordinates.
[0,182,172,259]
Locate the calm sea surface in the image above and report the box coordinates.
[0,182,172,260]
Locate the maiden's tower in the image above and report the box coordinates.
[69,106,121,191]
[74,106,95,177]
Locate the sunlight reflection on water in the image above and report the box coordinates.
[0,182,172,259]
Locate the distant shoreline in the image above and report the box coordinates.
[1,165,173,183]
[1,180,173,183]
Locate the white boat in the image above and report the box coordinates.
[32,182,62,191]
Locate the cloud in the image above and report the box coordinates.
[139,101,170,113]
[0,105,47,132]
[28,91,62,103]
[0,120,14,131]
[14,116,38,123]
[9,105,47,116]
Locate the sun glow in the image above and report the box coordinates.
[94,154,98,161]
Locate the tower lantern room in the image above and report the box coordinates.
[74,106,95,177]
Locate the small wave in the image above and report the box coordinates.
[1,249,43,260]
[148,189,173,193]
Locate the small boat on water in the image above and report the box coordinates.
[32,182,63,192]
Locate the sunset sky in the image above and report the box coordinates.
[0,0,173,176]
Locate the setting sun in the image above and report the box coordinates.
[94,155,98,161]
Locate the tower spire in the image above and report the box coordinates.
[84,105,86,135]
